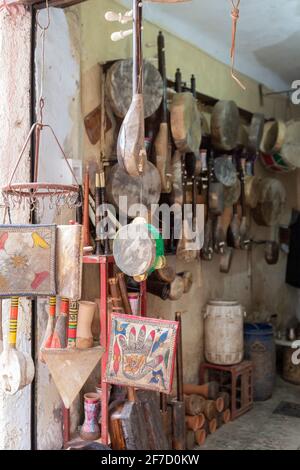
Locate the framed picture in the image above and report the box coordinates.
[105,313,179,394]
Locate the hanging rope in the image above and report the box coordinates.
[230,0,246,90]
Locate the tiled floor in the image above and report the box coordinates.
[196,377,300,450]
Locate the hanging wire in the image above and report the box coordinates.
[36,0,50,124]
[230,0,246,90]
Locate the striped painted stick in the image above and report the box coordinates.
[67,301,78,348]
[9,297,19,348]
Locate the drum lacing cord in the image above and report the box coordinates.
[230,0,246,90]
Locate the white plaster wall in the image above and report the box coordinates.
[34,7,82,450]
[0,9,32,450]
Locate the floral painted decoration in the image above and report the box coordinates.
[0,225,56,297]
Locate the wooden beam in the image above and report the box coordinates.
[15,0,87,8]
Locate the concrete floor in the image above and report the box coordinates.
[197,377,300,450]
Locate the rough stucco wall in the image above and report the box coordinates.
[34,7,81,450]
[0,9,32,450]
[76,0,300,383]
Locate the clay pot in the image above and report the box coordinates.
[76,301,96,350]
[80,392,101,441]
[128,293,140,315]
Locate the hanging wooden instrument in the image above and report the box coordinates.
[224,179,241,207]
[170,68,201,155]
[201,147,214,261]
[237,156,250,250]
[154,31,172,193]
[185,75,202,178]
[170,150,184,205]
[83,168,93,254]
[248,113,265,154]
[176,159,198,262]
[208,150,224,216]
[214,207,233,255]
[117,1,147,176]
[214,155,237,187]
[252,177,286,227]
[237,124,249,149]
[106,161,161,218]
[95,166,111,255]
[211,100,240,151]
[0,297,35,395]
[244,175,261,209]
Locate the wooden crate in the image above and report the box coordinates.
[13,0,87,8]
[199,361,254,420]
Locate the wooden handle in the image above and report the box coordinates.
[9,297,19,349]
[83,169,92,252]
[127,387,136,402]
[95,174,103,256]
[133,1,143,94]
[109,278,124,310]
[155,122,172,193]
[157,31,168,122]
[175,312,183,402]
[117,272,133,315]
[67,301,78,348]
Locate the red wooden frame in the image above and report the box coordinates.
[63,254,147,447]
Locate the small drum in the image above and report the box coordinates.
[106,59,163,119]
[280,120,300,169]
[252,177,286,226]
[260,152,295,173]
[113,219,165,279]
[260,120,286,154]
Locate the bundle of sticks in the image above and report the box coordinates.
[183,382,231,449]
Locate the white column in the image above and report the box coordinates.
[0,8,32,450]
